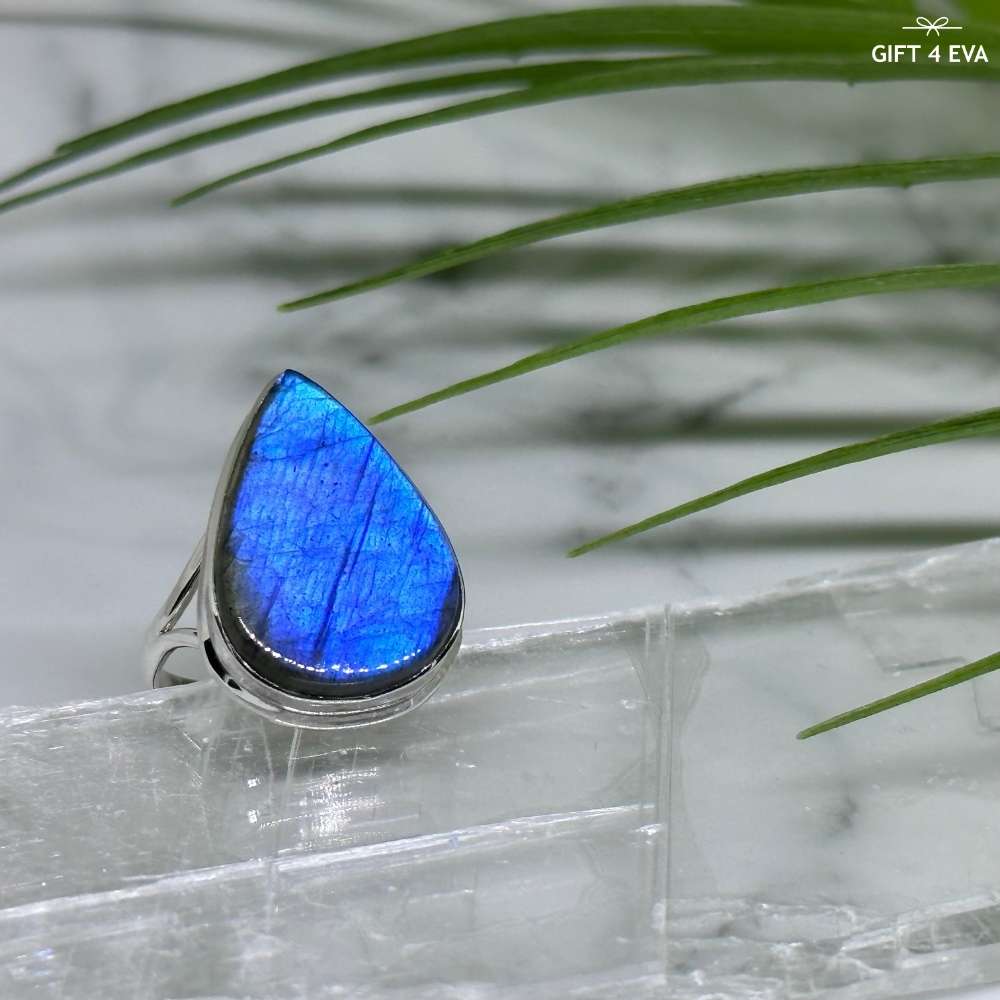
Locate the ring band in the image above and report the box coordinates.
[143,370,464,729]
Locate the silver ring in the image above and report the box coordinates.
[143,370,464,729]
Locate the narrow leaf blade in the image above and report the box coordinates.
[370,263,1000,425]
[280,153,1000,310]
[571,405,1000,555]
[176,55,1000,205]
[797,650,1000,738]
[51,5,927,156]
[0,59,619,209]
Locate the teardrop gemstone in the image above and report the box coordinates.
[211,371,463,699]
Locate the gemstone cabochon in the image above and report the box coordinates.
[212,371,462,699]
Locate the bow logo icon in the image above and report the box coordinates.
[902,15,962,37]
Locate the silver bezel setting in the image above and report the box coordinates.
[143,373,464,730]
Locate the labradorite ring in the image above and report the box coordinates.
[143,371,464,729]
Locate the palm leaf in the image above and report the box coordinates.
[5,8,996,212]
[8,52,971,216]
[50,5,930,157]
[752,1,912,7]
[370,263,1000,423]
[569,405,1000,554]
[0,58,617,202]
[174,55,1000,206]
[958,1,1000,23]
[280,154,1000,310]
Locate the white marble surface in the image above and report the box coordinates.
[2,2,1000,720]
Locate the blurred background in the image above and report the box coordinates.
[3,0,1000,705]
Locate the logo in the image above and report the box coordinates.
[901,16,961,37]
[871,14,988,64]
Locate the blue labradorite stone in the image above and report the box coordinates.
[212,371,462,699]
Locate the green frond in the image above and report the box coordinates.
[571,405,1000,555]
[175,54,999,205]
[281,154,1000,310]
[797,649,1000,739]
[370,263,1000,425]
[51,5,933,157]
[748,0,914,9]
[957,1,1000,24]
[0,59,617,207]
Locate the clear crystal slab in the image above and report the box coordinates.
[6,540,1000,998]
[0,613,671,999]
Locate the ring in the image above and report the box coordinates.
[143,370,464,729]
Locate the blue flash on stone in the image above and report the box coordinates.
[212,371,463,699]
